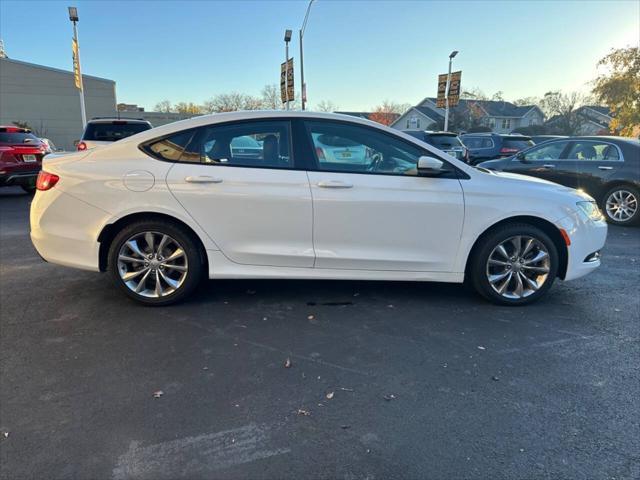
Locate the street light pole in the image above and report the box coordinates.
[299,0,315,111]
[444,50,458,132]
[69,7,87,129]
[284,29,292,110]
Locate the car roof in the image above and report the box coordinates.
[87,117,151,124]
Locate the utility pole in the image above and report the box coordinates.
[299,0,315,110]
[284,29,292,110]
[68,6,87,128]
[444,50,458,132]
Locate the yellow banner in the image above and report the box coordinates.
[72,39,83,91]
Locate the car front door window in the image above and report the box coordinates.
[306,121,427,176]
[522,141,568,161]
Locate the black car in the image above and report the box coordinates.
[461,133,534,164]
[402,130,469,162]
[478,136,640,225]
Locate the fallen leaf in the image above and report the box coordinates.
[297,409,311,416]
[339,387,354,392]
[477,346,486,350]
[202,366,209,371]
[614,308,621,312]
[307,314,315,320]
[383,394,396,401]
[491,376,500,381]
[262,317,268,321]
[326,391,334,400]
[387,304,395,308]
[153,390,163,398]
[284,358,292,368]
[353,293,360,297]
[2,432,8,438]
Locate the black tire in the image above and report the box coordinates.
[469,223,559,306]
[21,185,36,194]
[602,185,639,226]
[107,219,204,306]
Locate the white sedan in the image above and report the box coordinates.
[30,111,607,306]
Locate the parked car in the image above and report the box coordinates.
[312,132,368,165]
[402,130,468,162]
[31,111,606,306]
[0,126,46,193]
[531,135,567,145]
[461,133,534,164]
[39,138,59,154]
[477,136,640,225]
[77,118,153,151]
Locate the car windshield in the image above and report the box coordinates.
[83,122,151,142]
[428,135,463,149]
[316,134,362,147]
[0,132,40,144]
[231,136,261,148]
[503,137,534,149]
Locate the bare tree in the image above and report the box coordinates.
[314,100,339,112]
[173,102,202,114]
[260,84,282,110]
[540,91,591,135]
[154,100,173,113]
[513,96,541,107]
[202,93,263,113]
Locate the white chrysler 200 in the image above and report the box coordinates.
[30,112,607,306]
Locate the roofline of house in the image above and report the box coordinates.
[0,57,116,83]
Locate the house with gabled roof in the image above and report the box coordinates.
[391,97,544,134]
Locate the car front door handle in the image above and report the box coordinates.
[542,164,555,169]
[317,180,353,189]
[598,166,613,171]
[185,175,223,184]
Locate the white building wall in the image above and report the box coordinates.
[0,58,116,150]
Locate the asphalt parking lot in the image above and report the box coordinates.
[1,186,638,480]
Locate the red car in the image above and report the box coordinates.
[0,126,46,193]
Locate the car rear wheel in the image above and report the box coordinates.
[603,186,639,226]
[469,224,559,306]
[107,220,204,306]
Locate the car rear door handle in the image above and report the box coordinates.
[542,164,555,169]
[185,175,223,184]
[598,166,613,170]
[317,180,353,189]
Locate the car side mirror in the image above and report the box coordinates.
[417,156,444,176]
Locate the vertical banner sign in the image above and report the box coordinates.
[71,38,83,91]
[436,71,462,108]
[280,58,294,103]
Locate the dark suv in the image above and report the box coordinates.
[461,133,533,164]
[402,130,468,162]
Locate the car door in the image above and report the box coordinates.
[163,120,314,267]
[561,140,623,198]
[503,140,573,184]
[303,120,464,272]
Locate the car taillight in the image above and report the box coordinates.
[499,147,519,155]
[315,147,325,160]
[36,171,59,191]
[77,141,87,151]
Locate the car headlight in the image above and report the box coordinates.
[576,201,604,222]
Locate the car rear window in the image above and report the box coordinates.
[0,132,40,144]
[503,138,534,149]
[316,134,362,147]
[83,122,151,142]
[427,135,463,149]
[462,137,493,149]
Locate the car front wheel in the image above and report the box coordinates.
[603,186,639,226]
[469,224,559,306]
[107,220,204,305]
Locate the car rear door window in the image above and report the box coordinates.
[181,121,293,168]
[428,135,463,149]
[566,141,620,161]
[144,130,196,161]
[305,121,425,176]
[503,138,534,150]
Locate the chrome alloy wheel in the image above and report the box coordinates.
[117,231,188,298]
[485,235,551,300]
[605,189,638,222]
